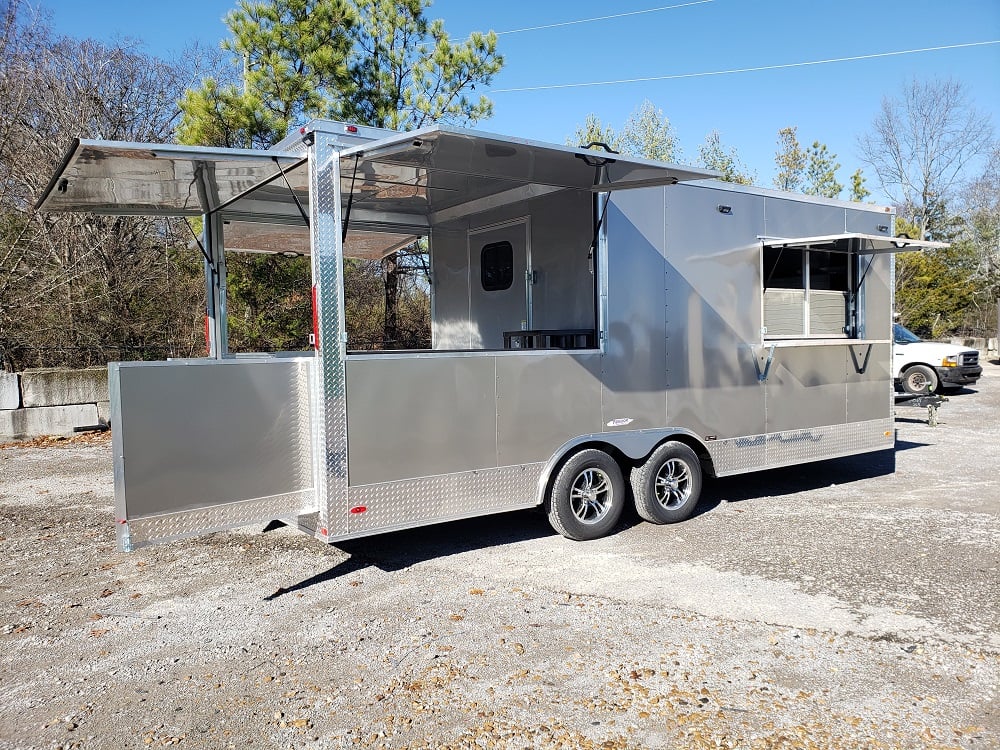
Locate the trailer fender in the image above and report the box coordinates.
[536,428,713,506]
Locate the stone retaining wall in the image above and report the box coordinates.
[0,368,109,440]
[948,337,998,360]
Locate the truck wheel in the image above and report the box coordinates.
[631,441,702,524]
[547,449,625,541]
[901,364,938,395]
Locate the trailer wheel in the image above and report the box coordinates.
[901,364,938,395]
[631,441,702,525]
[547,449,625,541]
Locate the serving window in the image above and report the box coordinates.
[763,243,851,339]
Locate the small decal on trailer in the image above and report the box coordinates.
[606,418,634,427]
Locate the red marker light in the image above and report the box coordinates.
[319,527,328,536]
[345,125,358,133]
[349,506,367,515]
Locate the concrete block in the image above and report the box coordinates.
[0,403,100,440]
[21,367,108,407]
[0,371,19,410]
[97,400,111,427]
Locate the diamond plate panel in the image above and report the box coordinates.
[343,463,545,534]
[704,434,767,477]
[124,490,314,551]
[309,132,349,538]
[708,418,893,476]
[766,418,893,466]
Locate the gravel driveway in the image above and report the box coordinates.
[1,366,997,749]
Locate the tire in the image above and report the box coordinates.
[901,364,938,395]
[631,441,703,525]
[546,449,625,541]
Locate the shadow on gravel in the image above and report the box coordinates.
[941,386,978,396]
[895,415,945,424]
[692,448,899,519]
[267,444,928,598]
[265,509,556,599]
[893,439,931,452]
[267,437,949,599]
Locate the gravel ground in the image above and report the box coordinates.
[0,366,997,750]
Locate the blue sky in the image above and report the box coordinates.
[45,0,1000,200]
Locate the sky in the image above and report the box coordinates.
[42,0,1000,201]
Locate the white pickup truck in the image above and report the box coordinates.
[893,323,982,394]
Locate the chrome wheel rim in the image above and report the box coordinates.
[907,371,929,391]
[654,459,692,510]
[569,468,613,524]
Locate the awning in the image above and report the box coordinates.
[762,232,950,254]
[223,221,418,260]
[35,126,719,256]
[36,139,307,219]
[337,126,718,225]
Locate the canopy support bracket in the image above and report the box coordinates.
[341,152,361,243]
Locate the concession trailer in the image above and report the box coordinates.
[36,120,945,551]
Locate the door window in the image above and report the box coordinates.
[481,241,514,291]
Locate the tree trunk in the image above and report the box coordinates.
[382,252,399,348]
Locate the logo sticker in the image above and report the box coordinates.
[606,418,634,427]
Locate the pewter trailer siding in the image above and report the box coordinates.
[37,121,927,551]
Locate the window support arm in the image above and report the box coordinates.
[762,245,786,294]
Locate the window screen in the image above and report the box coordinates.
[481,241,514,291]
[808,250,849,291]
[763,247,803,289]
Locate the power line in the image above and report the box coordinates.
[495,1,713,36]
[489,40,1000,93]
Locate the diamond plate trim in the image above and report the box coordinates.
[345,463,545,534]
[309,132,349,538]
[705,433,767,477]
[124,489,315,551]
[708,418,894,476]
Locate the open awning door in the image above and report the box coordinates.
[36,138,308,220]
[762,232,950,254]
[336,126,718,227]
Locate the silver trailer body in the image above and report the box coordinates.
[37,121,944,550]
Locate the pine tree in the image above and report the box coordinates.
[773,126,805,192]
[803,141,842,199]
[568,114,617,151]
[849,169,870,202]
[618,100,679,162]
[698,130,754,185]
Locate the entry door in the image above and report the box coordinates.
[469,218,530,349]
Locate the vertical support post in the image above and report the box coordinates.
[202,212,228,359]
[596,191,610,350]
[307,133,349,540]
